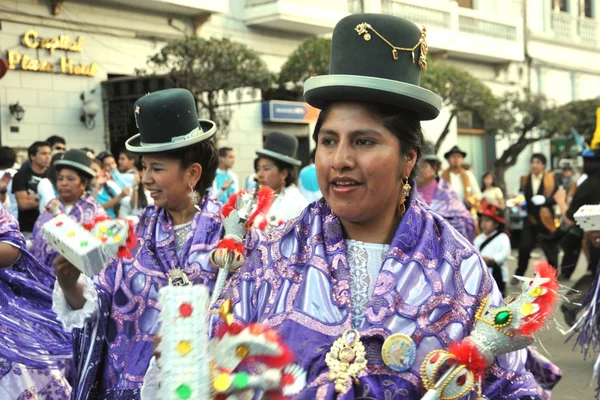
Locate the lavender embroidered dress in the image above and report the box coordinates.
[216,192,540,399]
[419,178,476,242]
[30,193,107,276]
[53,195,223,400]
[0,205,72,399]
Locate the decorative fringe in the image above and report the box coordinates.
[246,187,275,229]
[568,262,600,359]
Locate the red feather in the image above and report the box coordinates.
[215,320,245,339]
[116,247,131,258]
[519,261,559,335]
[246,187,275,229]
[221,191,242,218]
[449,340,488,379]
[217,237,244,253]
[258,219,268,231]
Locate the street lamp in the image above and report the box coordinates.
[9,102,25,122]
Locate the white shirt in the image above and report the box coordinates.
[0,168,18,219]
[267,185,308,224]
[473,230,511,283]
[37,177,56,213]
[448,170,481,202]
[531,173,543,195]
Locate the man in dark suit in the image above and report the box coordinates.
[512,153,559,284]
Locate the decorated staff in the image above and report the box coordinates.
[421,262,558,399]
[209,186,274,307]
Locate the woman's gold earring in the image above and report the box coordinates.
[398,177,411,217]
[188,182,200,205]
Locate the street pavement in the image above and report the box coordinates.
[505,250,596,399]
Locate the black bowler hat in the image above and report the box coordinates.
[256,132,301,167]
[422,141,440,162]
[126,88,216,153]
[54,149,96,178]
[444,145,467,160]
[304,13,442,120]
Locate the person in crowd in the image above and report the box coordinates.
[554,130,600,324]
[513,153,560,285]
[256,131,308,226]
[46,135,67,155]
[441,145,481,210]
[36,153,65,214]
[415,141,475,242]
[30,149,106,272]
[298,147,322,203]
[244,157,259,191]
[0,204,73,398]
[118,149,138,174]
[474,201,511,296]
[0,146,18,219]
[214,14,541,398]
[52,88,224,399]
[94,152,129,218]
[211,146,239,203]
[482,171,505,208]
[12,141,51,234]
[560,165,576,191]
[119,158,153,218]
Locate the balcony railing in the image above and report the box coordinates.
[382,0,518,43]
[550,12,598,46]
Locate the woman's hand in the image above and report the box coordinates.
[553,188,567,205]
[54,255,86,309]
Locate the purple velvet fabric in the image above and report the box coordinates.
[70,195,226,400]
[0,205,72,398]
[215,190,540,399]
[30,193,107,279]
[418,178,476,242]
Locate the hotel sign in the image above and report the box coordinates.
[7,30,98,77]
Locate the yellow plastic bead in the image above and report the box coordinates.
[213,373,232,393]
[530,287,543,297]
[113,234,122,242]
[236,345,249,359]
[176,340,192,355]
[100,226,107,233]
[521,303,534,316]
[67,231,75,237]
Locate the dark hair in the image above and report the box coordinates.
[424,158,441,173]
[96,151,114,162]
[28,141,51,159]
[162,139,219,195]
[0,146,16,169]
[218,147,233,158]
[55,165,92,188]
[80,147,95,156]
[258,156,297,187]
[47,153,66,185]
[482,171,498,189]
[531,153,547,165]
[46,135,66,147]
[309,148,316,162]
[119,149,137,161]
[313,102,423,180]
[253,157,260,173]
[583,158,600,177]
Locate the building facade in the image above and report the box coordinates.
[1,0,600,191]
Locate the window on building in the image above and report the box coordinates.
[457,0,474,9]
[552,0,569,12]
[580,0,593,17]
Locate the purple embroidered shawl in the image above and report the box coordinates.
[421,178,476,242]
[0,205,72,395]
[30,193,107,277]
[216,191,539,399]
[70,195,224,400]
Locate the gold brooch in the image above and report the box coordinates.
[168,268,190,286]
[355,22,428,70]
[325,329,367,393]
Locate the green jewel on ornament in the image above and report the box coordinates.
[493,309,512,327]
[176,384,192,399]
[234,372,249,389]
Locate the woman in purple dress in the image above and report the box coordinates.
[0,204,72,398]
[416,141,476,242]
[52,89,224,399]
[30,149,106,274]
[216,14,541,399]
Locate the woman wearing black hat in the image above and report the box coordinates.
[52,89,222,399]
[30,149,106,274]
[256,131,308,227]
[214,13,540,399]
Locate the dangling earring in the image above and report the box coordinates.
[188,182,200,205]
[398,177,411,217]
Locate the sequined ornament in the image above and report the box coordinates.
[381,333,416,372]
[325,329,367,393]
[188,182,200,206]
